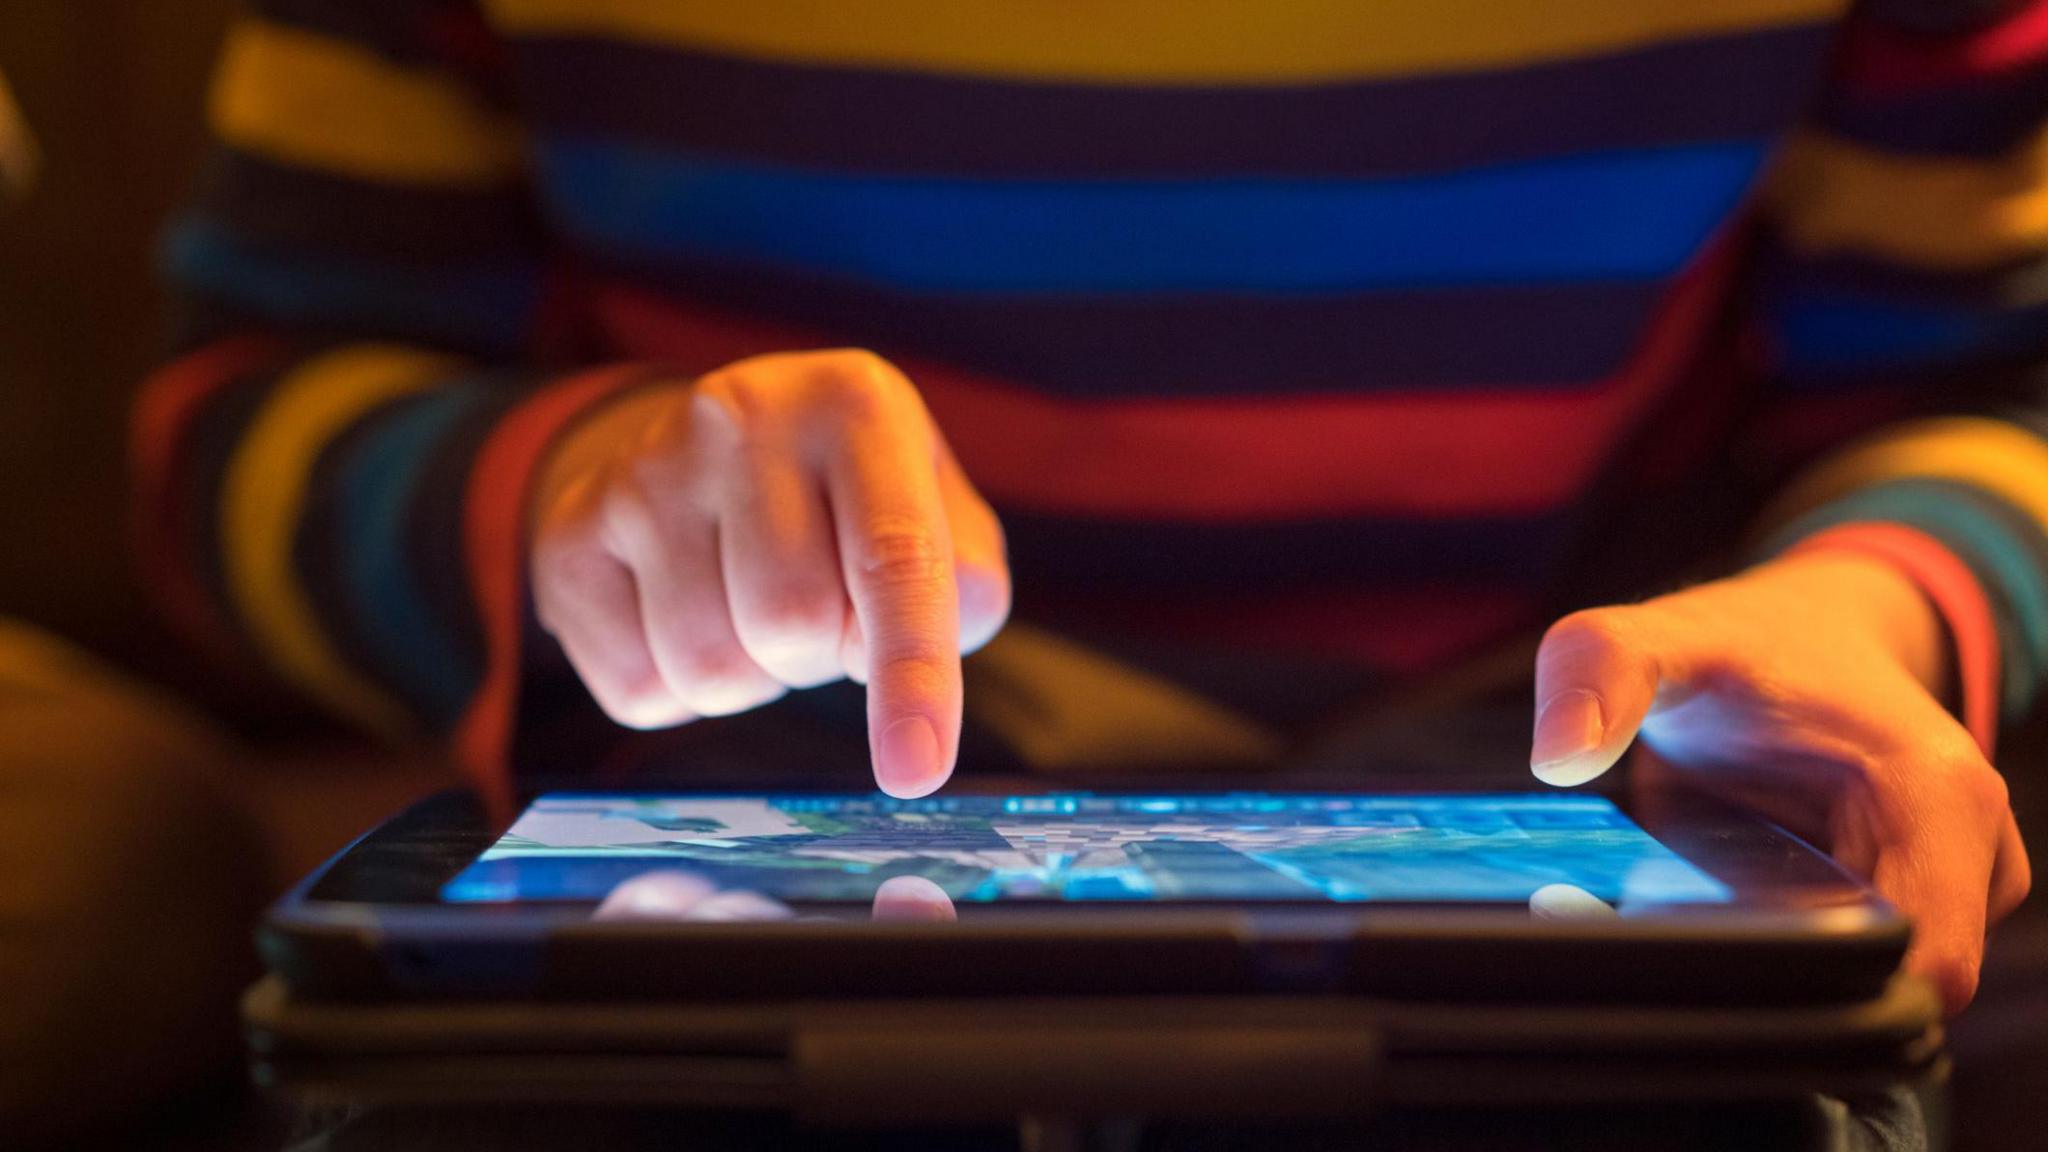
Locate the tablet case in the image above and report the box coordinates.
[244,973,1944,1125]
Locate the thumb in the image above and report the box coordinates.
[1531,609,1663,787]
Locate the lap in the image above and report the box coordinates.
[0,621,266,1143]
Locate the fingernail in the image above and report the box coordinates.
[877,715,945,797]
[1528,883,1619,922]
[1532,689,1606,784]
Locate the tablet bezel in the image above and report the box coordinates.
[264,775,1908,1004]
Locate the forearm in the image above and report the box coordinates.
[134,337,659,781]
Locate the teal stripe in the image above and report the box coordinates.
[164,217,540,355]
[1768,479,2048,718]
[333,386,491,724]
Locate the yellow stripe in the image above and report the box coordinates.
[486,0,1844,85]
[210,20,524,187]
[1763,417,2048,536]
[1767,124,2048,273]
[221,345,466,736]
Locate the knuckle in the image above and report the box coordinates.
[747,585,845,647]
[859,524,950,589]
[614,670,674,710]
[690,368,773,437]
[820,347,897,383]
[605,685,690,731]
[1958,759,2013,825]
[530,537,615,601]
[664,638,757,692]
[1912,724,2006,806]
[528,538,582,594]
[683,675,786,718]
[622,439,696,496]
[1932,956,1981,1011]
[561,645,680,730]
[812,349,907,416]
[2008,865,2035,913]
[957,559,1013,631]
[597,467,663,534]
[869,651,953,703]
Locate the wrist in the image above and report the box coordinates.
[531,378,689,531]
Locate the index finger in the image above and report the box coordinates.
[822,389,961,799]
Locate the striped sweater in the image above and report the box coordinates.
[137,0,2048,785]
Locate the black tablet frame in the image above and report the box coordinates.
[264,775,1908,1006]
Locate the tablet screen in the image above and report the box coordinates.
[441,792,1733,906]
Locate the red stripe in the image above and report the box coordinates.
[452,366,652,818]
[587,245,1734,522]
[130,335,290,652]
[1787,522,2000,755]
[426,3,511,84]
[1836,2,2048,95]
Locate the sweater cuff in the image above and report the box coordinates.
[1783,522,2000,757]
[452,364,662,818]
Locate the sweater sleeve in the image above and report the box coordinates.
[1752,0,2048,737]
[131,0,648,787]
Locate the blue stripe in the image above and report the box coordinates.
[163,217,541,355]
[536,139,1767,294]
[1768,479,2048,717]
[1770,292,2048,379]
[333,387,492,725]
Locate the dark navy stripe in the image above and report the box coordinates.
[198,149,545,270]
[1767,289,2048,380]
[260,0,516,105]
[258,0,451,67]
[592,254,1665,395]
[1765,249,2048,312]
[1978,362,2048,440]
[1819,63,2048,159]
[998,509,1571,592]
[1759,251,2048,393]
[539,139,1767,294]
[514,25,1828,179]
[180,368,293,656]
[1855,0,2016,31]
[164,216,540,357]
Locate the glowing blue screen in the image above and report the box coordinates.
[443,792,1732,906]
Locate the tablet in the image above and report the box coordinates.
[264,781,1907,1005]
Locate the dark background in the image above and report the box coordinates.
[0,0,236,671]
[0,8,2041,1148]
